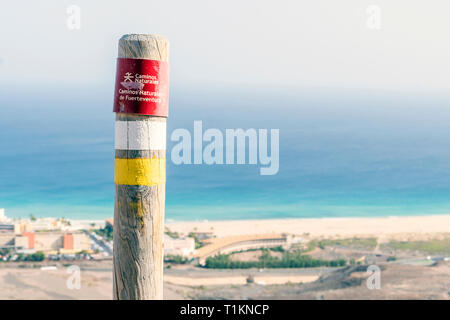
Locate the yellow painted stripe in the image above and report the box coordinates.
[114,157,166,186]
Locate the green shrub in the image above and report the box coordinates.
[269,246,285,252]
[188,232,205,249]
[387,256,397,262]
[164,254,189,264]
[94,225,113,241]
[165,229,180,239]
[382,238,450,254]
[204,251,346,269]
[25,252,45,262]
[317,238,377,250]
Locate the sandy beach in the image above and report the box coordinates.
[167,214,450,240]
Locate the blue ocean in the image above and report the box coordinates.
[2,85,450,220]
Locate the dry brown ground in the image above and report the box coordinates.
[192,263,450,300]
[0,264,187,300]
[0,261,448,300]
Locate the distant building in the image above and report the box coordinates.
[60,233,91,253]
[0,231,90,253]
[15,232,35,249]
[14,222,29,234]
[194,233,306,265]
[0,224,14,233]
[0,208,5,223]
[65,219,105,231]
[0,233,15,250]
[0,210,27,235]
[164,235,195,257]
[28,218,63,231]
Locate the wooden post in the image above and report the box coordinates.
[112,34,169,300]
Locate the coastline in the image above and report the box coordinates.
[11,212,448,241]
[165,214,450,239]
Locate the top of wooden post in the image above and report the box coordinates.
[118,34,169,62]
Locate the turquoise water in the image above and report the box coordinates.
[2,86,450,220]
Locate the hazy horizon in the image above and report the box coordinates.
[1,1,450,93]
[2,1,450,220]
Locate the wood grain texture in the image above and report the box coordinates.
[113,183,165,299]
[113,34,168,300]
[118,34,169,62]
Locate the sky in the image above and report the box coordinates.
[1,1,450,94]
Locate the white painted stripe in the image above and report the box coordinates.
[115,120,166,150]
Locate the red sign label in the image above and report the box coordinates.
[113,58,169,117]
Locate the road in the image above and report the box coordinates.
[85,231,113,256]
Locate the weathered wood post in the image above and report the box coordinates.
[112,34,169,300]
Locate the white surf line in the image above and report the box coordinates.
[115,119,166,150]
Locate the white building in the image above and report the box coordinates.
[28,218,62,231]
[0,209,6,223]
[164,235,195,257]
